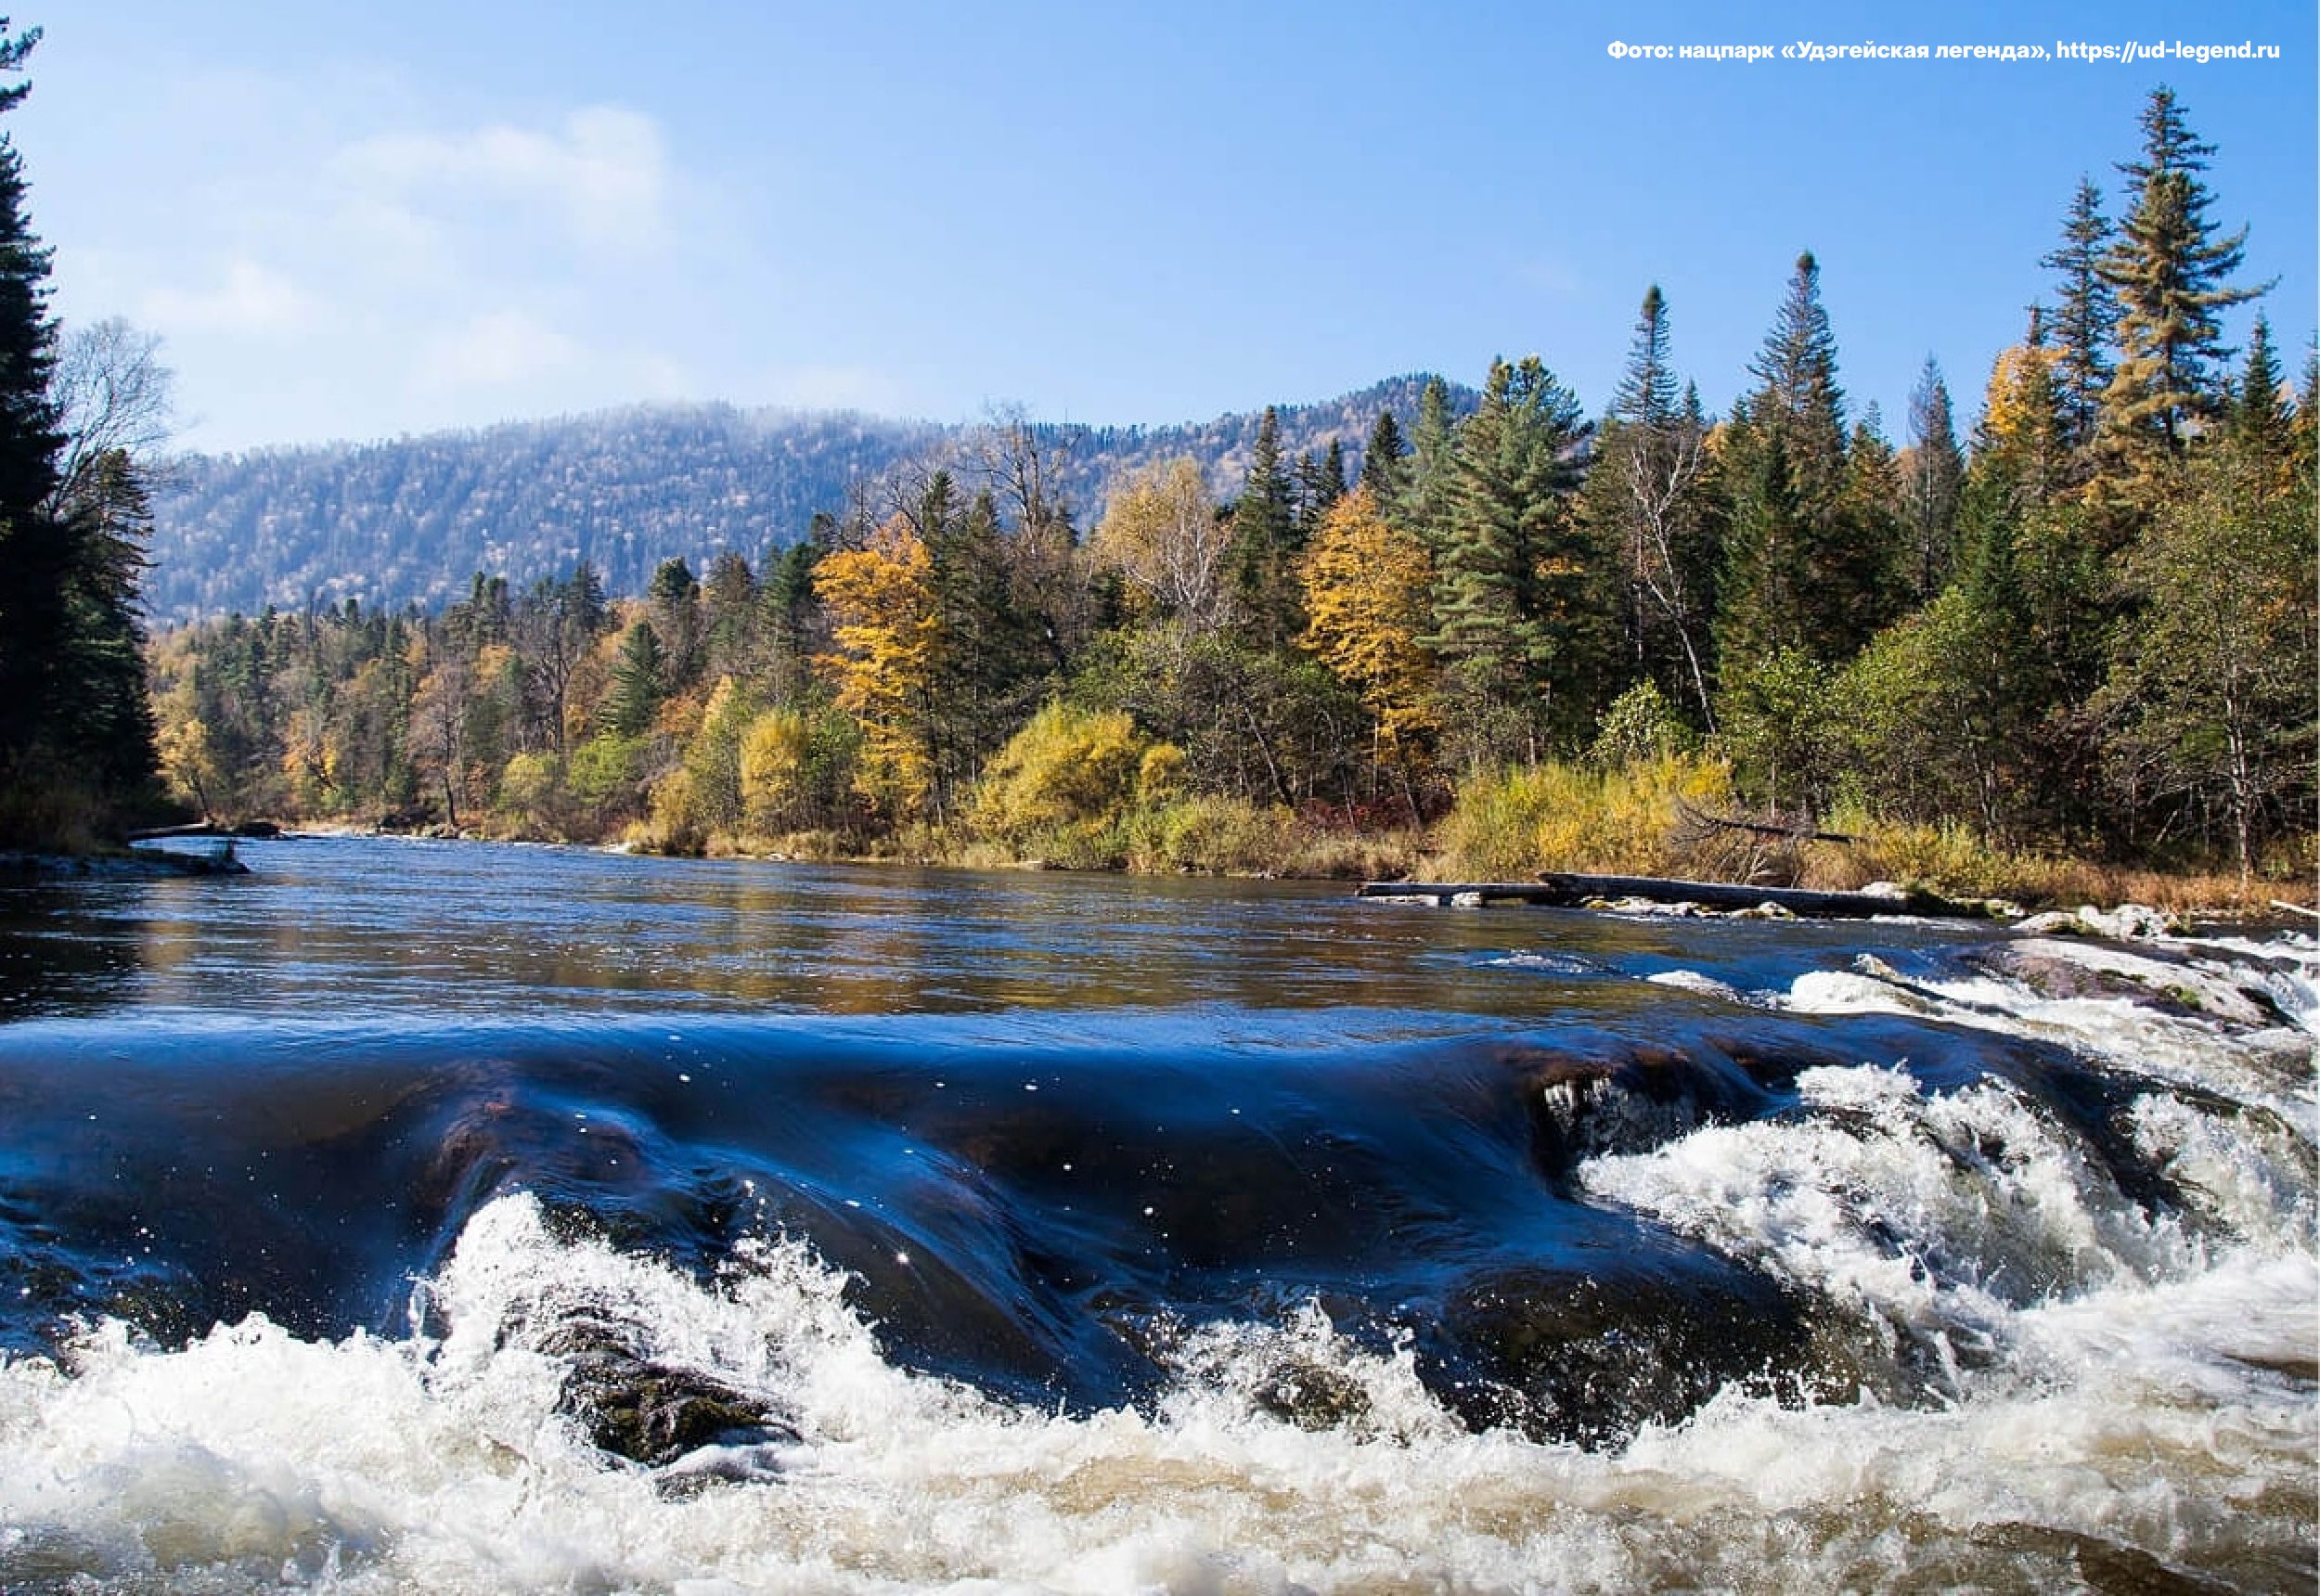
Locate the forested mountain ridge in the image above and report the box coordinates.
[146,376,1463,623]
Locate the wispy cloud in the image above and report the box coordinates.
[138,257,322,336]
[338,105,671,256]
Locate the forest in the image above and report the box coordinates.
[139,381,1448,624]
[109,87,2320,900]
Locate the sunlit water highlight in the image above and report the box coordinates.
[0,838,2310,1592]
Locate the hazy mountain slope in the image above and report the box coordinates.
[145,377,1463,623]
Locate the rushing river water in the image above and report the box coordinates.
[0,837,2312,1594]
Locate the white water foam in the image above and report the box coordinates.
[2,935,2312,1593]
[4,1169,2311,1594]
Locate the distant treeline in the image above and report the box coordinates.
[148,88,2315,885]
[142,380,1459,624]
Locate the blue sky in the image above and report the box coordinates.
[16,0,2314,453]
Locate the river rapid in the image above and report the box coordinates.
[0,837,2311,1593]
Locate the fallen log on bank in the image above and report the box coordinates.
[1357,871,1994,920]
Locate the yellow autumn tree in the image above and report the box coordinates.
[1091,456,1228,628]
[1978,340,2067,503]
[1298,487,1438,811]
[814,515,942,820]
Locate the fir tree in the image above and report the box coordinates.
[2041,177,2119,463]
[1901,357,1966,601]
[1425,356,1599,760]
[2096,87,2268,470]
[1226,405,1296,642]
[1360,409,1409,504]
[1716,253,1885,666]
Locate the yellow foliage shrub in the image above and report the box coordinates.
[973,702,1152,844]
[1433,754,1735,880]
[1125,795,1293,875]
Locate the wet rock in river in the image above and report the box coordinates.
[1442,1261,1828,1447]
[537,1314,796,1468]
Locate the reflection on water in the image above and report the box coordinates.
[0,836,1993,1024]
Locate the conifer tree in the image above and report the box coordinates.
[1973,312,2069,510]
[1716,253,1884,667]
[1901,358,1966,602]
[0,20,165,839]
[2096,87,2268,473]
[1360,409,1409,504]
[2225,314,2290,488]
[0,18,68,801]
[2041,178,2119,464]
[646,556,702,689]
[1425,356,1599,761]
[1298,486,1437,817]
[1395,376,1461,552]
[56,448,159,797]
[1582,285,1719,727]
[602,621,668,738]
[1227,405,1297,643]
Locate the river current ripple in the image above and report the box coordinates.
[0,838,2311,1593]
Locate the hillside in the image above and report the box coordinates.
[144,376,1463,623]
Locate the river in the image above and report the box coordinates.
[0,837,2311,1592]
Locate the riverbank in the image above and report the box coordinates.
[215,804,2313,921]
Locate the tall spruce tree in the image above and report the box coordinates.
[2041,178,2119,467]
[1901,357,1966,602]
[1716,252,1887,666]
[1582,284,1719,726]
[1424,356,1599,761]
[1360,409,1409,504]
[2096,87,2268,473]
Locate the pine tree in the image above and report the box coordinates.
[2041,177,2118,463]
[2096,87,2268,473]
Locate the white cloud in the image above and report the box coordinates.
[339,105,670,255]
[418,309,583,391]
[137,257,321,336]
